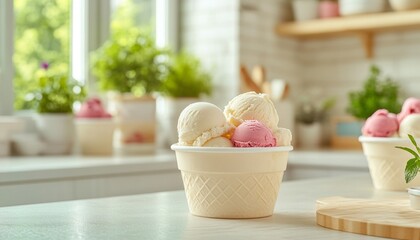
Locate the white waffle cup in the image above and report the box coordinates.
[171,144,293,219]
[359,136,420,191]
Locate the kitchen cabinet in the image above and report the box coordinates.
[277,10,420,58]
[0,154,183,207]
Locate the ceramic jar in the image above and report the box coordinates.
[319,0,340,18]
[339,0,387,16]
[292,0,319,21]
[389,0,420,11]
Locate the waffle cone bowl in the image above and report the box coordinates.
[171,145,293,219]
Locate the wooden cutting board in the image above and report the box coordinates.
[316,197,420,240]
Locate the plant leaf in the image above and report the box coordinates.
[405,158,420,183]
[395,146,420,159]
[408,134,420,154]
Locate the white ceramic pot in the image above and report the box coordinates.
[12,133,44,156]
[292,0,319,22]
[297,122,322,149]
[0,117,25,156]
[75,118,115,155]
[389,0,420,11]
[108,94,156,155]
[35,114,74,155]
[156,97,198,149]
[339,0,387,16]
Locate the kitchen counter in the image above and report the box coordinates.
[0,150,366,183]
[0,150,368,207]
[0,174,403,240]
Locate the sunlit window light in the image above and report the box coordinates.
[71,0,87,84]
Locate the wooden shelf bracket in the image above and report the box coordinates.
[360,32,374,59]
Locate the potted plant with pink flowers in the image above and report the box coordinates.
[32,62,84,155]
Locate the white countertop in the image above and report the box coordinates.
[0,150,366,184]
[0,174,403,240]
[0,152,176,183]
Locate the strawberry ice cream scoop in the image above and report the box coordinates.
[397,98,420,123]
[362,109,398,137]
[231,120,276,147]
[77,98,112,118]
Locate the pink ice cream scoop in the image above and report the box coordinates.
[397,98,420,123]
[362,109,398,137]
[77,98,112,118]
[231,120,276,147]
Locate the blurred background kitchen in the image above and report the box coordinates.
[0,0,419,206]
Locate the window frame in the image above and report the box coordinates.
[0,0,14,115]
[0,0,178,114]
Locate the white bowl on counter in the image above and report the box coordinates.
[0,117,25,156]
[339,0,387,16]
[12,133,44,156]
[389,0,420,11]
[408,187,420,210]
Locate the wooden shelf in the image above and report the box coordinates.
[276,10,420,58]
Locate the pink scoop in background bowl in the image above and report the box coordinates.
[397,97,420,123]
[362,109,398,137]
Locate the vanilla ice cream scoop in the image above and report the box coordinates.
[224,92,292,146]
[224,92,279,129]
[177,102,233,146]
[399,114,420,138]
[202,137,233,147]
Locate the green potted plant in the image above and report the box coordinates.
[92,30,166,154]
[157,51,212,147]
[32,63,85,155]
[92,30,165,96]
[340,65,402,149]
[347,65,401,120]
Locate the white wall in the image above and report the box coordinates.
[180,0,240,107]
[239,0,300,98]
[299,31,420,116]
[180,1,420,118]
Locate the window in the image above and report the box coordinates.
[0,0,177,114]
[111,0,155,35]
[14,0,71,110]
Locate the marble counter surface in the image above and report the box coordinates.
[0,174,404,240]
